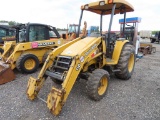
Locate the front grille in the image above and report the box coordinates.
[53,56,72,73]
[45,56,72,81]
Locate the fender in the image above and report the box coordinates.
[106,40,129,65]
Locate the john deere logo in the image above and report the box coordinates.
[38,42,55,46]
[31,42,55,48]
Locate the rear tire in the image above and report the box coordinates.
[16,53,39,73]
[115,44,135,80]
[86,69,110,101]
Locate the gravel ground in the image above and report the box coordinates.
[0,39,160,120]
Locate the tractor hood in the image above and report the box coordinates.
[61,37,98,56]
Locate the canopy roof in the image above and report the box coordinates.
[81,0,134,15]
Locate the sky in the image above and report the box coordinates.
[0,0,160,31]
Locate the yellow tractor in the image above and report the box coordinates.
[62,22,87,42]
[0,23,65,84]
[27,0,135,116]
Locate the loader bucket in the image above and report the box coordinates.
[0,63,15,84]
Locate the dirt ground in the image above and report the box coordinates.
[0,39,160,120]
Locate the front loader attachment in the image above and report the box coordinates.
[0,62,15,84]
[47,88,65,115]
[27,77,45,100]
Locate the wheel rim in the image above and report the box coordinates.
[24,59,36,70]
[128,53,134,72]
[98,76,108,95]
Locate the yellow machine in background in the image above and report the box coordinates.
[0,25,15,54]
[61,22,87,42]
[27,0,135,115]
[0,23,65,84]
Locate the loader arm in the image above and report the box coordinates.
[27,37,81,100]
[1,41,16,60]
[47,37,102,115]
[27,37,103,115]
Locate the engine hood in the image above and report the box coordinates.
[61,37,98,56]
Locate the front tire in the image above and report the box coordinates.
[16,53,39,73]
[115,44,135,80]
[86,69,110,101]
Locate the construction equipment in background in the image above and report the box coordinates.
[27,0,135,116]
[140,30,152,39]
[87,26,99,36]
[119,17,141,56]
[65,24,79,40]
[62,22,87,41]
[0,25,15,54]
[139,43,156,55]
[0,23,65,84]
[150,31,160,43]
[119,17,141,45]
[119,17,156,55]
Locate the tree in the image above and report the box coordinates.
[0,20,20,26]
[8,21,17,26]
